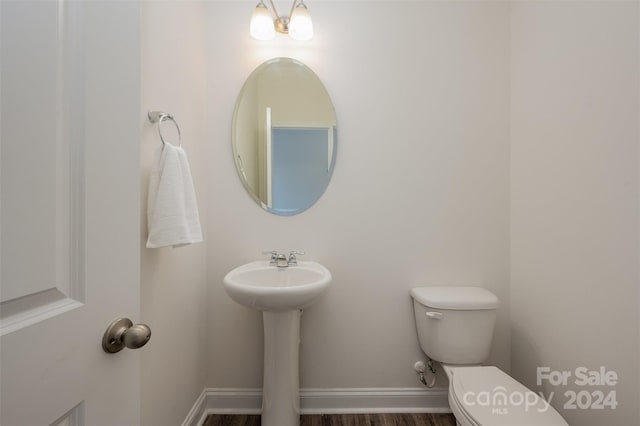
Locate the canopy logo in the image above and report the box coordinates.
[462,386,553,415]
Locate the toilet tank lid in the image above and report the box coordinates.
[410,286,499,310]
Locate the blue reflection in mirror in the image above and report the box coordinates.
[270,127,335,215]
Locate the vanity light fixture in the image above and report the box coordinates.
[250,0,313,41]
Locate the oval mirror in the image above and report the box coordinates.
[232,58,337,215]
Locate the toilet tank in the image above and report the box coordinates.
[411,286,499,365]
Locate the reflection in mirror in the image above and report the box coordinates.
[232,57,337,215]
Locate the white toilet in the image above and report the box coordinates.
[411,286,568,426]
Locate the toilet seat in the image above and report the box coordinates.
[445,366,568,426]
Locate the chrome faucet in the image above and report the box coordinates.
[263,250,305,267]
[276,253,288,267]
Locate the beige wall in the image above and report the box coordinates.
[510,2,639,425]
[205,0,511,391]
[140,2,209,425]
[258,61,335,126]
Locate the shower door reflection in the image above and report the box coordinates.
[270,127,334,215]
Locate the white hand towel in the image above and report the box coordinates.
[146,144,203,248]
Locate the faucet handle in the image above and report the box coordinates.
[262,250,278,265]
[288,251,305,265]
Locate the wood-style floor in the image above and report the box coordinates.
[203,413,457,426]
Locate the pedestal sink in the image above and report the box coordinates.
[223,260,332,426]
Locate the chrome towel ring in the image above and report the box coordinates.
[148,110,182,147]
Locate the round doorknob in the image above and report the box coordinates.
[102,318,152,353]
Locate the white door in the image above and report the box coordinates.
[1,1,142,425]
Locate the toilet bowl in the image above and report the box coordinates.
[411,286,568,426]
[443,365,567,426]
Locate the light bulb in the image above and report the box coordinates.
[289,2,313,41]
[250,2,275,41]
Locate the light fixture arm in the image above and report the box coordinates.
[264,0,280,20]
[287,0,299,22]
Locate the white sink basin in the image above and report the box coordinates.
[223,260,332,312]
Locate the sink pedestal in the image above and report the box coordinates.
[261,310,301,426]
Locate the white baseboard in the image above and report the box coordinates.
[300,388,451,414]
[182,387,450,426]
